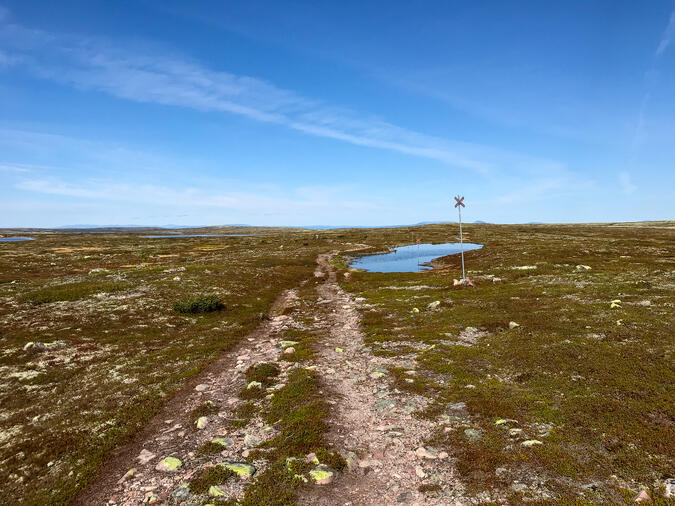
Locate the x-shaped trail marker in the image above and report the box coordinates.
[454,196,465,208]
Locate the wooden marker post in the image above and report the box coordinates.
[454,196,466,281]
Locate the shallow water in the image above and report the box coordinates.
[349,242,482,273]
[143,234,251,239]
[0,237,34,242]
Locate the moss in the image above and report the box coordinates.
[189,465,235,494]
[20,281,127,304]
[230,401,257,428]
[245,362,280,387]
[241,365,332,503]
[419,483,442,493]
[190,400,220,421]
[197,439,230,455]
[315,448,346,470]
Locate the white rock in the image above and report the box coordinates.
[137,449,156,465]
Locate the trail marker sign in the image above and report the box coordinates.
[454,195,466,281]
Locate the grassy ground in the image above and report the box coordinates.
[1,223,672,504]
[0,228,338,504]
[337,223,674,502]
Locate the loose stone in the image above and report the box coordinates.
[137,449,156,465]
[155,456,182,472]
[310,465,334,485]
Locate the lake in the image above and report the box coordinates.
[0,237,34,242]
[349,242,482,273]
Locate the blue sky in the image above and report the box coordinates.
[1,1,674,227]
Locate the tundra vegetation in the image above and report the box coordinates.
[0,222,673,504]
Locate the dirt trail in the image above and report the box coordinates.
[299,253,466,505]
[77,249,466,505]
[76,288,305,505]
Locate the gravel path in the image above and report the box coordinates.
[77,250,468,505]
[76,288,306,505]
[299,253,466,506]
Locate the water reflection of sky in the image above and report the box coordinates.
[349,243,482,273]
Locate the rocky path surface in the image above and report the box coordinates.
[78,250,467,505]
[299,254,466,506]
[76,288,307,505]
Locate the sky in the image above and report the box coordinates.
[1,1,674,227]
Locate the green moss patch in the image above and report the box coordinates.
[20,281,127,304]
[189,465,235,494]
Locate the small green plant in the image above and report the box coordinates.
[197,440,227,455]
[188,465,235,494]
[189,400,219,421]
[245,362,279,387]
[173,294,224,314]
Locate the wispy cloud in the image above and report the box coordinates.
[14,177,378,214]
[0,162,31,173]
[655,8,675,57]
[631,8,675,151]
[0,14,569,180]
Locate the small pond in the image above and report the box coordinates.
[349,242,482,273]
[143,234,251,239]
[0,237,35,242]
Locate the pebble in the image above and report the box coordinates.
[137,449,156,465]
[244,434,260,447]
[117,468,136,484]
[415,465,427,478]
[415,447,438,459]
[194,384,209,392]
[171,484,190,501]
[634,490,651,503]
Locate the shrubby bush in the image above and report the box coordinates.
[173,295,224,314]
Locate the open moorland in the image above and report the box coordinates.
[0,223,673,505]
